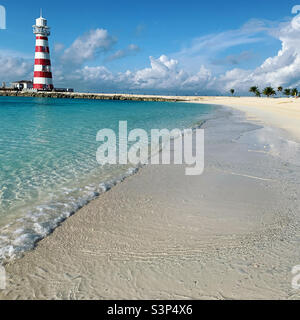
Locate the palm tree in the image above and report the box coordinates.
[263,87,276,97]
[230,89,235,96]
[284,88,291,97]
[249,86,259,96]
[255,89,261,97]
[277,86,283,93]
[291,88,298,97]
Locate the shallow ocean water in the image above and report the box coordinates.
[0,96,215,261]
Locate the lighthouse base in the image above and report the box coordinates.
[34,84,54,91]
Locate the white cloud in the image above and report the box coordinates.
[69,13,300,94]
[127,55,211,92]
[79,66,114,82]
[212,14,300,93]
[61,29,117,65]
[57,55,212,94]
[0,55,32,81]
[173,18,276,73]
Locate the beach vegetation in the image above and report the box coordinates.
[262,87,276,97]
[284,88,291,97]
[291,88,298,97]
[230,89,235,96]
[255,89,261,97]
[249,86,259,96]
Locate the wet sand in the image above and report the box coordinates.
[1,103,300,300]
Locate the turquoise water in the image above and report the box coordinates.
[0,96,215,261]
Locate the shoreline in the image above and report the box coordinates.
[0,102,300,299]
[186,96,300,142]
[0,91,191,102]
[2,92,299,140]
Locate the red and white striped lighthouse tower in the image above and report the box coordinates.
[33,11,54,91]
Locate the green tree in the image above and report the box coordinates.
[291,88,298,97]
[284,88,291,97]
[263,87,276,97]
[249,86,259,96]
[277,86,283,93]
[255,89,261,97]
[230,89,235,96]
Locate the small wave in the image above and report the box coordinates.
[0,165,142,264]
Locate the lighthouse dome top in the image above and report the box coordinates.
[33,11,50,36]
[35,16,47,27]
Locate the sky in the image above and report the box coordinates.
[0,0,300,95]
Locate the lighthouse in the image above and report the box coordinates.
[33,11,54,91]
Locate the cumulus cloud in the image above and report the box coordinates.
[66,13,300,95]
[0,55,32,81]
[56,54,212,94]
[212,14,300,93]
[126,55,211,93]
[61,29,117,65]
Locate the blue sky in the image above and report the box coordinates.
[1,0,300,94]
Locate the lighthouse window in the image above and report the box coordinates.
[37,46,49,53]
[42,65,50,72]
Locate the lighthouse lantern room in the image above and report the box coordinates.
[33,11,54,91]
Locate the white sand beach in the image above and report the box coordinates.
[1,96,300,300]
[190,97,300,141]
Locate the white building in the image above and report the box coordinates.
[11,80,34,90]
